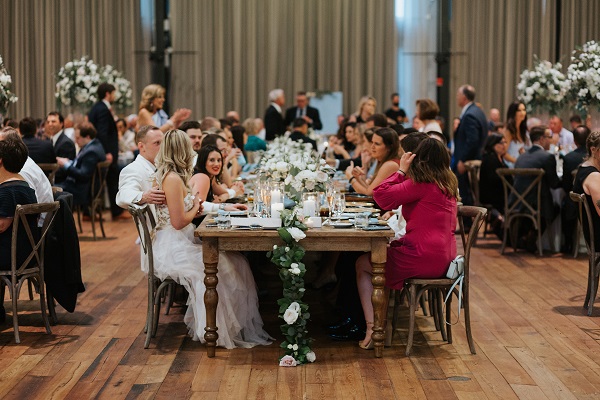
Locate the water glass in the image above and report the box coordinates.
[354,212,370,229]
[332,193,346,219]
[215,213,231,229]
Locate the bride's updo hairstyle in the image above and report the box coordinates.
[155,129,195,187]
[408,137,460,200]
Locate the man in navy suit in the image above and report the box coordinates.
[19,117,55,164]
[452,84,488,206]
[88,83,125,219]
[284,91,323,131]
[56,123,106,207]
[46,111,75,183]
[264,88,286,141]
[513,126,561,225]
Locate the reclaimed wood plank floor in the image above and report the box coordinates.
[1,216,600,399]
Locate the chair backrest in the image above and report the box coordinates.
[496,168,545,217]
[464,160,482,206]
[457,205,487,281]
[10,202,60,274]
[129,205,157,275]
[90,160,112,203]
[570,192,595,256]
[37,163,59,185]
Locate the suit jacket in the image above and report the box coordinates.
[284,105,323,130]
[264,104,286,141]
[512,145,561,221]
[88,101,118,160]
[562,146,586,194]
[45,193,85,313]
[452,103,488,170]
[116,154,156,210]
[58,139,107,206]
[289,131,318,152]
[479,152,509,212]
[337,155,362,171]
[23,136,56,164]
[53,132,76,183]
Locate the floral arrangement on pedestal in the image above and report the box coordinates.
[516,56,570,114]
[55,56,133,113]
[0,55,18,115]
[260,136,333,203]
[567,40,600,117]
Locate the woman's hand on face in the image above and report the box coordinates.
[344,161,355,179]
[399,151,416,173]
[352,166,365,178]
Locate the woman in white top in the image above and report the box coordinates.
[415,98,443,134]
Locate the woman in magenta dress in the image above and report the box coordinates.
[355,138,459,349]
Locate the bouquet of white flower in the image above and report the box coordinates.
[567,40,600,115]
[260,137,333,203]
[516,57,570,114]
[55,57,133,114]
[0,55,18,115]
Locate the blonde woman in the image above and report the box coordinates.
[136,84,191,132]
[350,96,377,124]
[151,129,272,349]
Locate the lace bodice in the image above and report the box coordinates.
[156,192,194,230]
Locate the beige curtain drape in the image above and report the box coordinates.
[169,0,398,121]
[449,0,557,123]
[0,0,149,120]
[559,0,600,64]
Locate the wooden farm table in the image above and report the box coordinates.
[195,221,394,358]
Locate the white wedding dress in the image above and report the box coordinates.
[151,192,272,349]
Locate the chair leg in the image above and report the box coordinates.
[406,284,418,356]
[500,218,509,254]
[589,267,599,317]
[436,289,447,342]
[27,278,34,300]
[97,204,106,238]
[445,289,453,344]
[90,205,97,241]
[430,290,440,331]
[165,283,174,315]
[144,278,155,349]
[537,225,543,257]
[584,257,593,312]
[573,221,581,258]
[12,287,20,344]
[464,291,476,354]
[37,275,52,335]
[391,289,402,342]
[46,288,58,325]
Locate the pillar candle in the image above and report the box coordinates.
[271,202,284,219]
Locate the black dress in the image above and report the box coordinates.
[479,152,510,212]
[0,180,38,270]
[572,165,600,249]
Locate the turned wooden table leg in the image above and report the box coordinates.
[371,238,387,358]
[203,237,219,357]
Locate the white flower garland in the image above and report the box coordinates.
[0,55,18,115]
[516,57,570,114]
[567,40,600,116]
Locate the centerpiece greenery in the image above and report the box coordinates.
[0,55,18,115]
[567,40,600,117]
[516,56,570,114]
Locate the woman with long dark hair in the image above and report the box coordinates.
[355,138,459,349]
[504,101,529,167]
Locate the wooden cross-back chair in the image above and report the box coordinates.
[37,163,59,185]
[0,201,60,343]
[497,168,545,256]
[75,159,111,240]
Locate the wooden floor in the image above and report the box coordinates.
[1,216,600,399]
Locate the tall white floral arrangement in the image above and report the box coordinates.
[516,57,570,114]
[0,55,18,115]
[567,40,600,116]
[55,56,133,113]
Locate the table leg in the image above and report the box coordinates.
[370,238,387,357]
[203,237,219,357]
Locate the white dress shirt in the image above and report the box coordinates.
[20,157,54,226]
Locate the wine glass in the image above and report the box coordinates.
[332,193,346,219]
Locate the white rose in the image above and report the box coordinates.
[285,247,290,252]
[287,227,306,242]
[279,355,297,367]
[288,301,301,312]
[306,351,316,362]
[273,245,278,250]
[292,344,299,351]
[284,308,299,324]
[290,267,301,275]
[287,344,293,349]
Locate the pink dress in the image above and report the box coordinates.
[373,173,457,289]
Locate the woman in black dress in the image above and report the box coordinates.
[479,133,510,236]
[572,131,600,248]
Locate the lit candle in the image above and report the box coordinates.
[271,202,284,219]
[303,199,316,217]
[271,189,282,204]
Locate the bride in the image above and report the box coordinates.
[151,129,272,349]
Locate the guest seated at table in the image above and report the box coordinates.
[56,123,107,207]
[199,133,244,200]
[572,131,600,249]
[19,117,56,164]
[0,133,39,321]
[504,101,529,168]
[479,133,510,236]
[243,118,267,153]
[562,125,591,253]
[331,122,361,160]
[512,126,561,245]
[289,118,317,152]
[355,138,459,349]
[152,129,271,348]
[344,127,399,197]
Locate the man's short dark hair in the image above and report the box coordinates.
[366,113,388,128]
[293,118,308,128]
[19,117,37,138]
[573,125,591,148]
[400,132,429,153]
[391,92,399,99]
[97,83,116,100]
[135,125,160,144]
[78,122,97,139]
[47,111,64,125]
[461,85,476,101]
[529,125,547,143]
[179,120,201,132]
[390,124,404,136]
[0,136,28,173]
[200,133,227,148]
[570,115,583,124]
